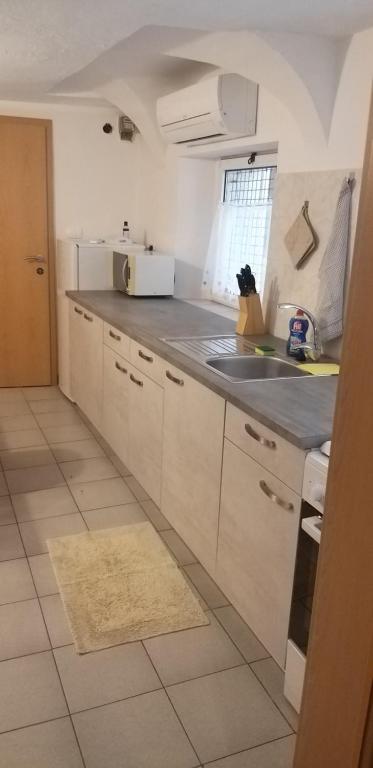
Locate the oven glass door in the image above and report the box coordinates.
[288,501,321,655]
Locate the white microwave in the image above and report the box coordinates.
[113,249,175,296]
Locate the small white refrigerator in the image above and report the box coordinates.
[56,239,142,399]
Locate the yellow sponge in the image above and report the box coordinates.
[298,363,340,375]
[254,345,276,356]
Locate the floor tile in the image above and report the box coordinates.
[160,530,196,566]
[0,446,56,470]
[50,438,105,462]
[0,558,36,604]
[125,476,150,501]
[0,471,8,496]
[40,594,72,647]
[203,734,297,768]
[109,452,131,476]
[19,513,86,555]
[22,386,62,401]
[0,599,50,660]
[144,612,244,686]
[0,524,25,561]
[29,553,59,596]
[83,502,146,530]
[0,429,46,450]
[42,424,93,443]
[6,464,65,494]
[0,496,16,525]
[0,717,85,768]
[0,401,31,418]
[73,689,199,768]
[0,414,38,433]
[183,564,229,609]
[141,499,171,531]
[12,486,78,523]
[0,651,67,732]
[0,496,15,525]
[167,666,292,764]
[250,658,299,730]
[214,606,270,663]
[54,641,161,712]
[69,477,135,511]
[0,388,24,403]
[60,456,119,485]
[35,411,83,429]
[29,398,76,414]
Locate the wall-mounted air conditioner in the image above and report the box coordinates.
[156,74,258,145]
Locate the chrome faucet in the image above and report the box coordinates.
[278,303,322,361]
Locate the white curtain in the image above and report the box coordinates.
[202,201,272,308]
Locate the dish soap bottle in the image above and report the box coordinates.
[122,221,131,242]
[287,310,309,362]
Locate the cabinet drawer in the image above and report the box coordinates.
[104,322,131,360]
[130,340,163,386]
[225,403,305,493]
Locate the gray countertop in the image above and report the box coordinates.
[66,291,337,450]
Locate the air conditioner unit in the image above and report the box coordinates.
[156,74,258,145]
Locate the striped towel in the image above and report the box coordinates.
[317,177,353,343]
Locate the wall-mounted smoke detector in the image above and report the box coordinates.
[118,114,139,142]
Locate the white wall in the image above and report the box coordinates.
[0,100,145,240]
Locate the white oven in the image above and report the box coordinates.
[284,445,330,712]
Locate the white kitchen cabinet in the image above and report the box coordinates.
[216,438,301,666]
[127,362,163,505]
[161,363,225,575]
[69,301,103,429]
[102,346,130,466]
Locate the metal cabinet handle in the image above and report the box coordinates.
[138,349,153,363]
[166,370,184,386]
[245,423,276,450]
[74,307,83,315]
[115,361,127,374]
[24,255,46,263]
[259,480,294,512]
[130,373,143,387]
[109,329,121,341]
[84,313,93,322]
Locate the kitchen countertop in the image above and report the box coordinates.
[66,291,337,450]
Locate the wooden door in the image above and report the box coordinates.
[294,90,373,767]
[216,439,301,665]
[161,363,225,575]
[0,116,55,387]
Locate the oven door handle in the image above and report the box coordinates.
[301,516,322,544]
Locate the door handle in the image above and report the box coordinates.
[25,255,46,263]
[74,307,83,315]
[259,480,294,512]
[84,313,93,322]
[138,349,153,363]
[115,361,127,374]
[245,423,276,450]
[130,373,143,387]
[166,370,184,386]
[109,330,121,341]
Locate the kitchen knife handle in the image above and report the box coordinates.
[245,423,276,450]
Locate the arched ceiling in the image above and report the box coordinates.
[1,0,373,99]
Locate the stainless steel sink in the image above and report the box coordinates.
[162,335,310,383]
[205,355,309,382]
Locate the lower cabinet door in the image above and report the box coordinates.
[161,364,225,575]
[102,346,130,467]
[216,438,301,666]
[127,363,163,505]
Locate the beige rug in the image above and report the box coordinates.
[48,522,208,654]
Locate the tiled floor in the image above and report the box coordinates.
[0,385,297,768]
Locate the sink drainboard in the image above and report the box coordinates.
[162,335,255,361]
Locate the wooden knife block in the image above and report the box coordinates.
[236,294,265,336]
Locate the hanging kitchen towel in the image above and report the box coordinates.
[316,177,353,343]
[284,201,318,269]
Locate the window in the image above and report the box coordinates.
[202,158,276,308]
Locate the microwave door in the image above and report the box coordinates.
[121,255,129,292]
